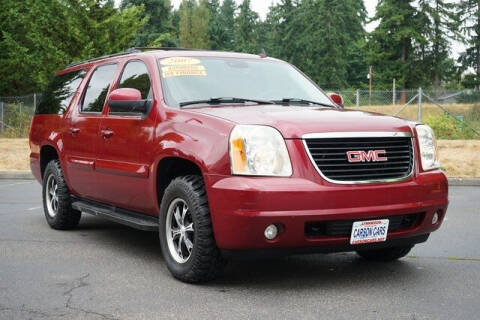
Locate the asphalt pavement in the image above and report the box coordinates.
[0,180,479,320]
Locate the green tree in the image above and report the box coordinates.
[120,0,176,47]
[344,0,368,87]
[367,0,428,95]
[263,0,366,89]
[458,0,480,90]
[234,0,260,53]
[178,0,210,49]
[178,0,196,47]
[191,0,211,49]
[0,0,145,96]
[77,0,146,57]
[418,0,459,89]
[207,0,223,49]
[263,0,299,62]
[287,0,351,88]
[218,0,236,50]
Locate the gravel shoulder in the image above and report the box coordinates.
[1,138,479,178]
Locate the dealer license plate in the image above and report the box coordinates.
[350,219,389,245]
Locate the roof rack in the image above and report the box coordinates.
[128,47,197,52]
[66,47,196,68]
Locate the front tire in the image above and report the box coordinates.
[159,175,224,283]
[42,160,81,230]
[356,245,413,262]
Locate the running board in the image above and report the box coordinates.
[72,200,158,231]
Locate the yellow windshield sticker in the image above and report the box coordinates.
[160,57,201,66]
[161,64,207,78]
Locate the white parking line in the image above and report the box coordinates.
[27,206,42,211]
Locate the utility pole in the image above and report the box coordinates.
[418,88,423,122]
[368,66,372,106]
[393,78,396,105]
[0,102,3,132]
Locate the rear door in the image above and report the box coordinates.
[63,63,117,199]
[94,59,158,213]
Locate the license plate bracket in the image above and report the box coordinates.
[350,219,389,245]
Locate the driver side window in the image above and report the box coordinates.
[118,60,152,100]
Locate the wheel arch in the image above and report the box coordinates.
[155,156,204,208]
[40,144,60,180]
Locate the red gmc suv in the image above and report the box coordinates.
[29,48,448,282]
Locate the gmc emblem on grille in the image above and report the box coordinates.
[346,150,388,163]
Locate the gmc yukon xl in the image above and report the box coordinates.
[29,48,448,282]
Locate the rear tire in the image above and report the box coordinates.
[356,245,413,262]
[159,175,224,283]
[42,160,81,230]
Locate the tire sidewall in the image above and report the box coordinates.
[42,163,61,226]
[159,180,199,277]
[41,160,80,229]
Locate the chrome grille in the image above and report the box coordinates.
[303,133,414,183]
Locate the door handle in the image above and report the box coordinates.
[100,129,114,138]
[70,127,80,135]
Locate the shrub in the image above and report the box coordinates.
[424,114,477,140]
[466,104,480,121]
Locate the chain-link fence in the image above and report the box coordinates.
[0,93,40,138]
[327,89,480,139]
[1,90,479,139]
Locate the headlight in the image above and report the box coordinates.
[229,125,292,176]
[416,124,439,171]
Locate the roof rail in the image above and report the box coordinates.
[66,48,141,68]
[66,47,199,68]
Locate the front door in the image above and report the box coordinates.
[63,63,118,199]
[94,59,158,213]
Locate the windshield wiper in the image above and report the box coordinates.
[273,98,334,108]
[179,97,275,107]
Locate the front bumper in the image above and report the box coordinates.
[205,170,448,250]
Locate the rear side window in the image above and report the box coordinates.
[81,64,117,113]
[118,61,151,99]
[36,70,86,114]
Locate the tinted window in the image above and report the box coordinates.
[81,64,117,113]
[118,61,151,99]
[36,70,86,114]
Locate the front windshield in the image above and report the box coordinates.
[158,57,334,108]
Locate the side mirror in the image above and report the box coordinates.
[327,92,344,108]
[108,88,151,113]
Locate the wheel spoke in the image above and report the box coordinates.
[177,235,184,258]
[171,228,181,239]
[174,207,183,227]
[184,223,194,232]
[184,237,193,252]
[181,204,188,224]
[51,198,57,212]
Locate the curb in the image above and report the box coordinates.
[0,171,34,180]
[448,178,480,187]
[0,171,479,186]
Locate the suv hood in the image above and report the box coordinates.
[188,105,414,138]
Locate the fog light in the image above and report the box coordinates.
[264,224,278,240]
[432,212,439,224]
